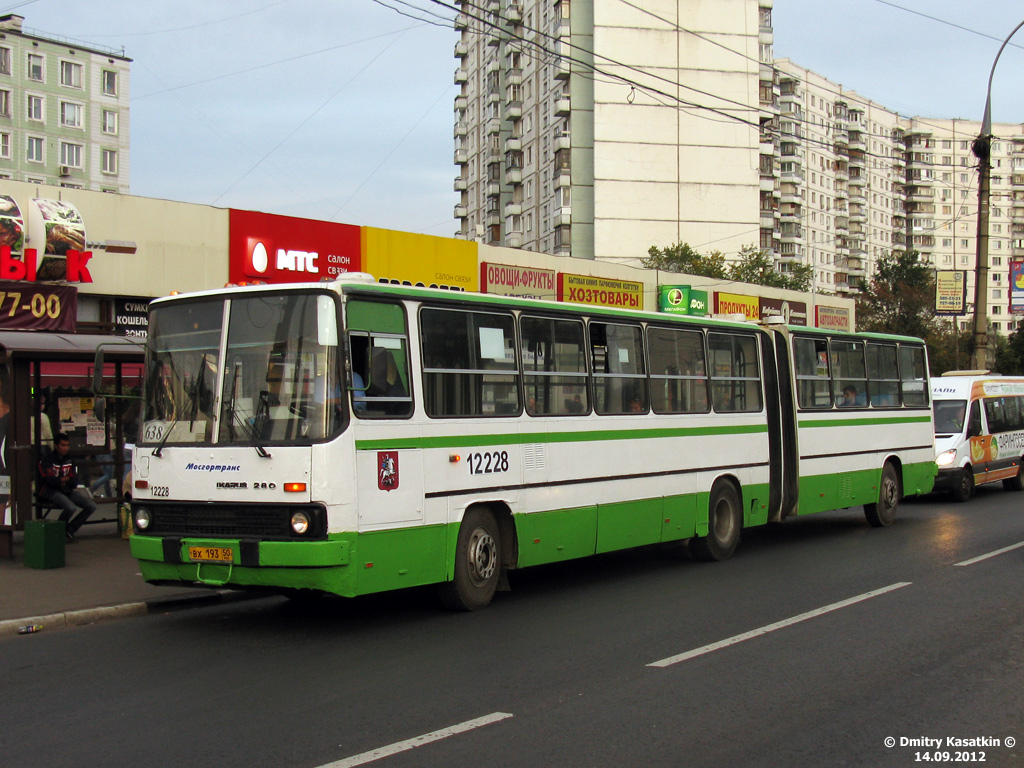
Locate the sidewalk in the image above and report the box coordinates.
[0,520,245,638]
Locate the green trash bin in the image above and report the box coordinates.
[24,519,66,569]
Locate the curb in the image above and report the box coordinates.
[0,589,254,639]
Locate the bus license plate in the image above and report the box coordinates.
[188,546,233,563]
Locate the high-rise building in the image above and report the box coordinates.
[0,14,131,193]
[453,0,770,262]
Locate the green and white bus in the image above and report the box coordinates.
[129,275,936,610]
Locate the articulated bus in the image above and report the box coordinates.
[129,275,936,610]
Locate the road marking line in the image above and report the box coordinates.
[647,582,913,668]
[318,712,514,768]
[954,540,1024,567]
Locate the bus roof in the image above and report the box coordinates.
[149,277,923,344]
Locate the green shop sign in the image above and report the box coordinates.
[658,285,707,316]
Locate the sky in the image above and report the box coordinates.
[11,0,1024,238]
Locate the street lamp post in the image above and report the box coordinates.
[971,18,1024,372]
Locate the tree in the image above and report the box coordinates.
[727,244,812,292]
[856,250,940,340]
[642,242,727,279]
[994,319,1024,374]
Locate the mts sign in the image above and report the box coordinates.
[0,246,93,282]
[228,209,360,285]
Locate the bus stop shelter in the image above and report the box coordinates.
[0,331,144,558]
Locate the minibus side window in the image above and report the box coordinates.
[968,400,983,437]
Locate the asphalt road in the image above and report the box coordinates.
[5,486,1023,768]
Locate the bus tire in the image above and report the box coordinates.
[1002,461,1024,492]
[690,481,742,562]
[950,466,974,502]
[865,463,899,527]
[438,507,501,611]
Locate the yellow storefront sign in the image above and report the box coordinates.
[361,228,478,291]
[714,292,759,320]
[558,273,643,309]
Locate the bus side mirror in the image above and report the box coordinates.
[92,348,105,392]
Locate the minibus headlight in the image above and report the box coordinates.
[135,508,152,530]
[290,511,311,535]
[936,449,957,467]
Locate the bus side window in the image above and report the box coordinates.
[968,400,983,437]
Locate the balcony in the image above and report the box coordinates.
[504,201,522,217]
[506,167,522,184]
[506,233,523,248]
[556,206,572,226]
[834,215,849,232]
[454,68,468,84]
[454,41,468,59]
[554,132,571,152]
[454,121,468,138]
[454,149,468,164]
[454,177,467,191]
[554,169,571,189]
[486,117,501,135]
[506,100,522,120]
[455,204,468,218]
[486,182,500,197]
[505,1,522,22]
[505,67,522,85]
[454,95,468,111]
[555,96,570,116]
[505,136,522,152]
[454,13,468,30]
[554,41,571,79]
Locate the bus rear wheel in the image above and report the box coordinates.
[438,507,501,611]
[690,482,742,562]
[865,463,899,527]
[1002,461,1024,492]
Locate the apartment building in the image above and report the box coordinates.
[0,14,131,193]
[767,60,1024,330]
[453,0,769,262]
[454,3,1024,332]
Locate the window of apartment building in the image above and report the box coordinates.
[27,53,43,81]
[102,70,118,96]
[102,149,118,174]
[0,89,9,118]
[60,101,83,129]
[60,60,83,88]
[943,239,952,247]
[26,136,43,163]
[960,239,969,249]
[60,141,82,168]
[0,132,9,159]
[993,257,1002,266]
[102,109,118,134]
[0,47,10,76]
[26,94,43,121]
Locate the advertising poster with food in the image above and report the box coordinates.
[0,195,24,254]
[30,199,86,281]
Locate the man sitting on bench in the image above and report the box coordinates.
[38,433,97,543]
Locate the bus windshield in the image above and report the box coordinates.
[933,399,967,435]
[141,292,343,447]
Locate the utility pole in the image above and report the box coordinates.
[971,133,991,371]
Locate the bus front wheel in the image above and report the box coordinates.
[865,463,900,527]
[690,482,742,562]
[439,507,501,611]
[951,466,974,502]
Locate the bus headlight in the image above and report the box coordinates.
[290,511,311,535]
[936,449,957,467]
[135,508,152,530]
